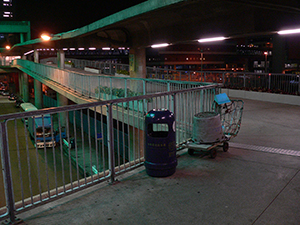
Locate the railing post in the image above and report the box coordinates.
[298,75,300,95]
[243,74,246,88]
[82,75,84,95]
[110,77,113,99]
[0,122,17,223]
[98,76,101,100]
[107,104,115,183]
[167,82,170,109]
[143,80,147,113]
[125,79,127,97]
[268,73,271,91]
[89,76,91,98]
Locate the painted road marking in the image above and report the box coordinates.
[230,142,300,157]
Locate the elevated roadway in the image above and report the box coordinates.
[8,0,300,53]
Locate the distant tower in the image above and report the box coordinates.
[1,0,14,19]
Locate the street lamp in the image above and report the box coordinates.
[264,51,268,73]
[41,33,51,41]
[200,50,205,73]
[5,45,11,50]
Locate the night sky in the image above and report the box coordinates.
[15,0,146,39]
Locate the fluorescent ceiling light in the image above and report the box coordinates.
[151,43,169,48]
[24,50,34,55]
[278,28,300,35]
[198,36,226,43]
[102,47,110,50]
[89,47,96,50]
[78,48,85,50]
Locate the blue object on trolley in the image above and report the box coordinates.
[214,93,231,105]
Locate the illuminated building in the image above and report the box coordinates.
[1,0,14,19]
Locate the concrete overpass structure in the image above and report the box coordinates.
[1,0,300,108]
[6,0,300,74]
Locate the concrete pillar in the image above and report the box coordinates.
[129,47,146,78]
[22,73,29,102]
[57,50,65,69]
[20,33,25,43]
[34,49,39,63]
[56,92,68,128]
[272,35,286,73]
[18,72,23,96]
[34,79,43,109]
[129,48,146,93]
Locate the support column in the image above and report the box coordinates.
[20,33,25,43]
[34,79,43,109]
[129,47,146,78]
[57,93,68,128]
[18,72,23,96]
[22,73,29,102]
[57,50,65,69]
[272,35,286,73]
[129,47,146,93]
[34,49,39,63]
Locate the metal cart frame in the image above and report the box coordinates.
[187,93,244,158]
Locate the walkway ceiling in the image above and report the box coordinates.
[7,0,300,55]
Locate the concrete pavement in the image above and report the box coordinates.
[3,98,300,225]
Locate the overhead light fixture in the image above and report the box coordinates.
[278,28,300,35]
[102,47,110,50]
[5,45,11,50]
[151,43,170,48]
[41,33,51,41]
[198,36,226,43]
[89,47,96,50]
[24,50,34,55]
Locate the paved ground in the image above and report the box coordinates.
[2,98,300,225]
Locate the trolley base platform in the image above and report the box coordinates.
[187,140,229,159]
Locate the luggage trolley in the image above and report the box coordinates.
[187,93,244,158]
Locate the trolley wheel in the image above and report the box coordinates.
[188,148,195,155]
[210,149,217,159]
[223,142,229,152]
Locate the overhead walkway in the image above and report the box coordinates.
[12,59,212,105]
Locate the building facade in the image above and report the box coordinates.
[1,0,14,19]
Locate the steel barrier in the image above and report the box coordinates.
[0,84,221,223]
[42,58,300,96]
[14,59,211,102]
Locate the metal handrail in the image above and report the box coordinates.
[0,80,221,222]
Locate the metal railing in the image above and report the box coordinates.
[0,84,221,223]
[14,59,211,102]
[51,58,300,96]
[147,69,300,95]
